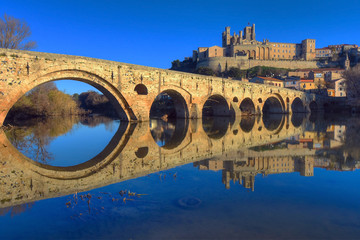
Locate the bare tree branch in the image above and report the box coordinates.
[0,13,36,50]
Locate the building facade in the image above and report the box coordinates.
[193,24,316,63]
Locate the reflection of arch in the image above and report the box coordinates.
[8,70,136,121]
[17,121,134,179]
[202,117,229,139]
[262,114,284,131]
[240,98,255,115]
[161,119,189,150]
[291,113,304,128]
[309,101,318,112]
[291,97,306,113]
[151,89,189,119]
[134,84,148,95]
[240,116,255,132]
[135,147,149,158]
[202,95,229,117]
[263,96,284,114]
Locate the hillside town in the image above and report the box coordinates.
[173,24,359,100]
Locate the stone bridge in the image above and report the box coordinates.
[0,49,324,126]
[0,115,315,209]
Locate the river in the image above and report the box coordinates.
[0,114,360,239]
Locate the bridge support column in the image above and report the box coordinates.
[230,102,241,121]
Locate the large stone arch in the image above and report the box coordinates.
[262,95,285,114]
[202,95,230,117]
[291,97,306,113]
[2,69,136,122]
[151,87,190,119]
[240,98,256,115]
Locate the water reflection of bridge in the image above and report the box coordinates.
[0,115,331,208]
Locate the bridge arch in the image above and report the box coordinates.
[262,96,284,114]
[240,98,256,115]
[4,69,136,122]
[202,95,230,117]
[150,89,189,119]
[291,97,306,113]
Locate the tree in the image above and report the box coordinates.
[228,67,243,79]
[171,59,181,69]
[0,14,36,50]
[196,67,215,76]
[343,65,360,105]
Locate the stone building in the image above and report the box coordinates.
[250,76,284,87]
[316,47,333,58]
[193,24,316,63]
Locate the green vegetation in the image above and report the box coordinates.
[195,67,215,76]
[78,91,117,117]
[5,115,116,163]
[6,83,117,122]
[7,82,80,120]
[170,58,197,73]
[170,58,291,79]
[227,67,244,79]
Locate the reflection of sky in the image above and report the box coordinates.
[47,121,119,166]
[1,164,360,239]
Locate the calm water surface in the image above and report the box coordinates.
[0,114,360,239]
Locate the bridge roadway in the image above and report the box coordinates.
[0,49,324,126]
[0,115,316,209]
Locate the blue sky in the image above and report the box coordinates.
[2,0,360,94]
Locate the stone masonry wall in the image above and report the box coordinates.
[197,57,320,71]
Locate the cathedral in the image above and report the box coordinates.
[193,24,316,62]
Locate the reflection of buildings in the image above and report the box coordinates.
[195,124,353,191]
[195,155,314,191]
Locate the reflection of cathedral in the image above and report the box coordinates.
[195,124,352,191]
[195,155,314,191]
